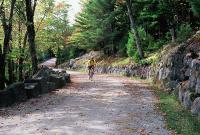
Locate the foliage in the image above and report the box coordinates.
[189,0,200,16]
[126,32,136,58]
[56,45,86,65]
[112,57,130,66]
[140,53,159,65]
[72,0,129,55]
[126,27,157,62]
[177,23,193,43]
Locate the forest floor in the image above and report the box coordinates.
[0,71,172,135]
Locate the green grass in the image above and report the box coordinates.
[155,89,200,135]
[111,57,131,66]
[140,52,159,65]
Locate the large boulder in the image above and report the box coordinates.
[0,90,13,107]
[24,78,48,94]
[48,75,66,89]
[64,73,70,83]
[24,83,40,98]
[32,67,51,79]
[46,82,56,92]
[7,82,27,103]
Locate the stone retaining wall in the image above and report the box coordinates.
[0,68,70,107]
[154,31,200,116]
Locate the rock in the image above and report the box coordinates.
[32,67,50,79]
[24,83,40,98]
[52,68,66,74]
[64,73,70,83]
[183,91,193,109]
[173,84,180,97]
[125,67,131,77]
[191,97,200,115]
[196,77,200,94]
[189,72,197,89]
[24,78,47,94]
[184,68,190,79]
[6,82,27,103]
[178,82,188,103]
[48,75,66,89]
[165,81,179,91]
[191,59,200,70]
[46,82,56,92]
[158,67,164,80]
[0,90,13,107]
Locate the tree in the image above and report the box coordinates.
[125,0,144,59]
[73,0,126,55]
[25,0,38,74]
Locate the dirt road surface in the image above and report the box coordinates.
[38,58,56,68]
[0,71,171,135]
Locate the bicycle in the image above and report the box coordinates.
[88,66,95,80]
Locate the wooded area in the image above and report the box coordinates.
[0,0,200,90]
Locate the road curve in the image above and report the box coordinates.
[0,71,171,135]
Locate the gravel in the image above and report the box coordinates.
[0,71,171,135]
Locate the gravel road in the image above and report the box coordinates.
[0,71,171,135]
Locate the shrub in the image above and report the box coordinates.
[126,32,136,58]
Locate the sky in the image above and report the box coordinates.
[55,0,81,24]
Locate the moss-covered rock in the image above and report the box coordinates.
[0,90,13,107]
[24,83,40,99]
[7,82,27,103]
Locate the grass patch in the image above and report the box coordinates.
[155,89,200,135]
[111,57,131,66]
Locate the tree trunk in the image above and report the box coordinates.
[0,0,16,89]
[0,44,5,89]
[19,32,28,80]
[8,59,14,84]
[18,55,23,81]
[126,0,144,59]
[25,0,38,74]
[170,27,176,43]
[8,35,15,84]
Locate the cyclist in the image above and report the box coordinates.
[87,57,96,80]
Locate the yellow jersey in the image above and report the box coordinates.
[88,59,96,67]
